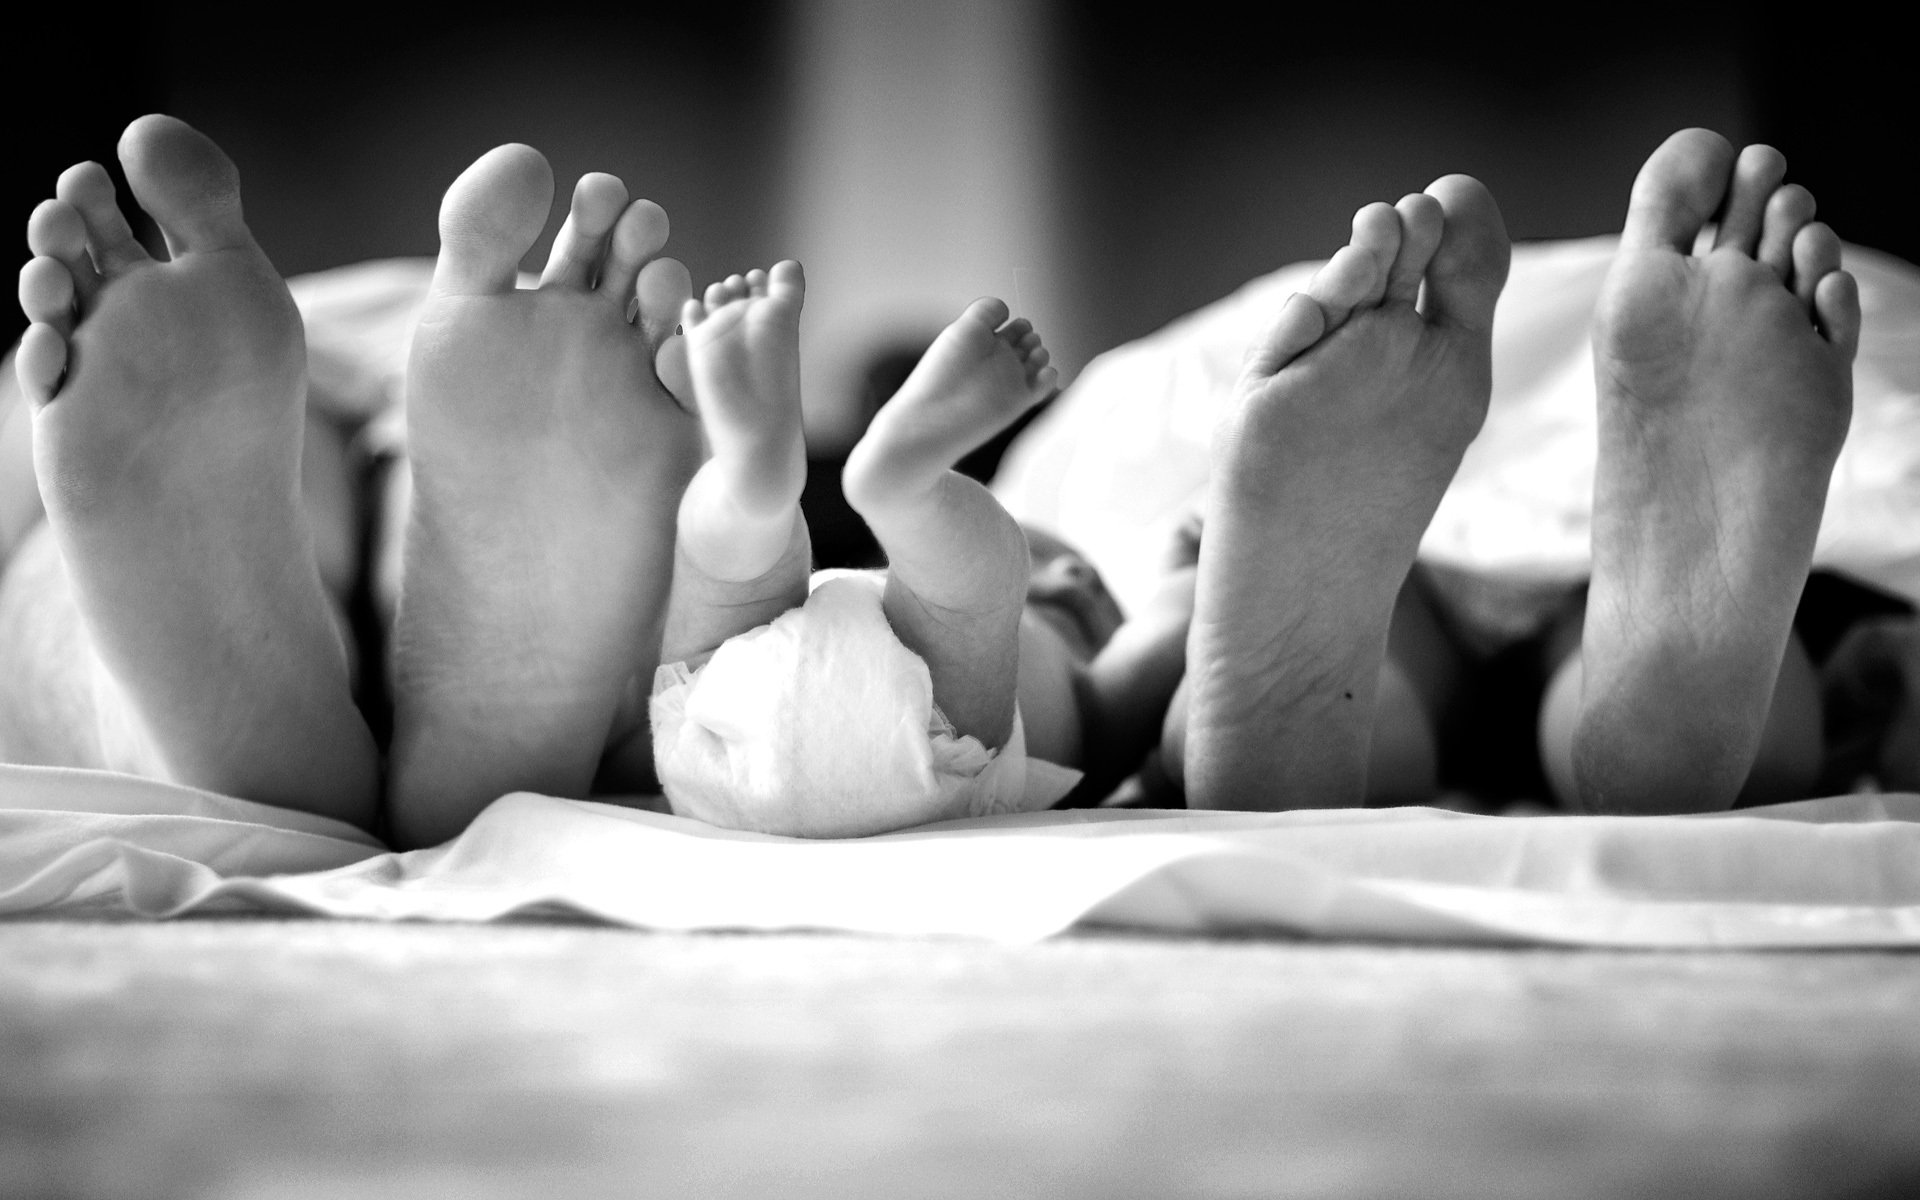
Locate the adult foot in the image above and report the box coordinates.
[12,115,376,823]
[389,148,700,847]
[842,297,1059,744]
[1573,129,1858,813]
[1183,179,1509,810]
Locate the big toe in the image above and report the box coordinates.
[117,114,249,255]
[961,296,1011,331]
[767,259,805,304]
[1421,174,1509,332]
[1621,128,1737,253]
[434,144,555,295]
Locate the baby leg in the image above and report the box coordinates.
[1063,562,1197,795]
[841,298,1060,747]
[387,151,701,847]
[2,115,376,826]
[1182,180,1510,809]
[1572,130,1857,813]
[663,261,814,662]
[596,262,814,792]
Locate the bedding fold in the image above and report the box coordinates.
[6,764,1920,947]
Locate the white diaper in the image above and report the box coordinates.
[651,571,1083,838]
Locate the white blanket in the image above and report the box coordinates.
[995,237,1920,626]
[6,764,1920,947]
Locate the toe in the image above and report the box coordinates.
[1757,185,1816,281]
[540,172,629,289]
[1813,266,1860,358]
[745,268,769,297]
[1307,243,1384,330]
[117,114,250,256]
[1348,202,1402,307]
[19,257,76,334]
[1711,144,1788,257]
[657,332,694,408]
[1791,221,1843,310]
[26,200,100,299]
[433,144,554,296]
[767,260,804,303]
[1385,193,1443,304]
[680,296,708,329]
[634,256,694,348]
[55,162,149,274]
[1244,290,1329,376]
[16,323,68,405]
[962,297,1012,331]
[598,199,670,302]
[1000,316,1034,346]
[1420,174,1510,333]
[1621,128,1737,254]
[703,280,733,310]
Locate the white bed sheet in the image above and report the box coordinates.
[6,764,1920,947]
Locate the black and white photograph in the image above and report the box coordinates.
[4,4,1919,1197]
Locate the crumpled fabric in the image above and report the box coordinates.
[651,572,1082,838]
[9,766,1920,947]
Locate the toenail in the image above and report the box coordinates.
[625,296,641,324]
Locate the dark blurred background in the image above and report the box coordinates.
[7,3,1913,450]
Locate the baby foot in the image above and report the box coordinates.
[11,115,376,822]
[1183,180,1510,810]
[675,261,809,583]
[845,298,1058,505]
[1574,130,1859,813]
[608,264,813,796]
[842,297,1059,744]
[389,148,701,847]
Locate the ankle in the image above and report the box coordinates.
[841,449,936,523]
[677,486,803,584]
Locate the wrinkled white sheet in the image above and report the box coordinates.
[7,764,1920,947]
